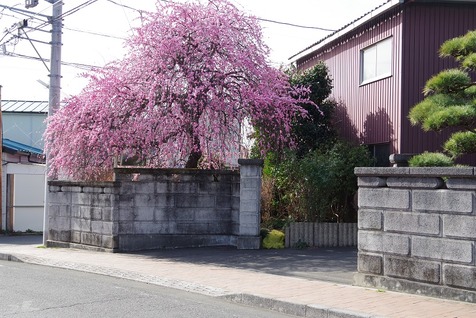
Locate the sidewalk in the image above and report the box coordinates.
[1,235,476,317]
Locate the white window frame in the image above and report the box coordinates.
[360,37,393,85]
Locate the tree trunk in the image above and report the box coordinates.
[185,150,202,168]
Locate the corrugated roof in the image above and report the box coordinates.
[289,0,476,62]
[1,100,49,113]
[289,0,399,61]
[3,138,44,155]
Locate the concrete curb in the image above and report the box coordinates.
[0,251,374,318]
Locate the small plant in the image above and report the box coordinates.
[408,151,454,167]
[262,229,285,249]
[293,239,310,249]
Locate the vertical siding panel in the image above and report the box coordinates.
[400,3,476,164]
[297,2,476,164]
[298,8,403,154]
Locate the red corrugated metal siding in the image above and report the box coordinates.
[297,8,403,154]
[400,3,476,159]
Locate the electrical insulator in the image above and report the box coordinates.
[25,0,39,9]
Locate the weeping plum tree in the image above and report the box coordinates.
[45,0,311,180]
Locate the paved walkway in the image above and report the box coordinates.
[1,235,476,317]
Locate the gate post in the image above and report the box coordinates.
[236,159,263,249]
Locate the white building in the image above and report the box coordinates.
[1,100,47,232]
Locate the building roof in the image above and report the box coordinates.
[3,138,44,156]
[1,100,49,113]
[289,0,476,62]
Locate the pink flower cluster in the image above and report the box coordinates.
[45,0,312,180]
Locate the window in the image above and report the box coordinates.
[366,143,390,167]
[361,37,392,84]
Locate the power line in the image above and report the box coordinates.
[106,0,336,32]
[63,26,126,40]
[1,51,99,70]
[258,18,335,32]
[59,0,99,19]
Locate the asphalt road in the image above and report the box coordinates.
[0,260,295,318]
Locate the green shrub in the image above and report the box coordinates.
[261,142,373,223]
[262,229,285,249]
[408,152,454,167]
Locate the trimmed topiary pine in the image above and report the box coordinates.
[408,30,476,165]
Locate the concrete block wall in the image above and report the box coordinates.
[48,161,262,252]
[285,222,357,248]
[48,182,117,251]
[114,167,241,250]
[355,167,476,303]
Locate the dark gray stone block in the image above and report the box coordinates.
[384,256,440,283]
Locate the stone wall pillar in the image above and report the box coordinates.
[236,159,263,249]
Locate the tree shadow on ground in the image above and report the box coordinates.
[129,246,357,285]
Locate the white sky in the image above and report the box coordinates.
[0,0,384,101]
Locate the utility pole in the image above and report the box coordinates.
[0,85,2,233]
[42,0,63,246]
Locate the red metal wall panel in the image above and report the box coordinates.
[400,3,476,160]
[297,8,404,155]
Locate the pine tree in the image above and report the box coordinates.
[408,30,476,166]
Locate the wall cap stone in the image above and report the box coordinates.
[355,167,474,177]
[114,167,239,176]
[238,159,264,166]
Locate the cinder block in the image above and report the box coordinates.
[443,264,476,290]
[133,222,171,235]
[240,189,260,201]
[175,194,215,208]
[170,208,195,221]
[101,235,118,249]
[155,194,175,207]
[133,194,156,207]
[71,218,90,232]
[358,253,382,274]
[358,209,382,230]
[384,212,440,235]
[216,195,232,209]
[61,186,82,193]
[195,208,231,222]
[358,188,410,210]
[118,206,135,221]
[384,256,440,283]
[49,185,61,192]
[82,187,104,193]
[49,230,71,242]
[239,201,260,213]
[241,178,260,189]
[134,206,155,221]
[103,187,117,194]
[358,231,409,255]
[386,177,444,189]
[412,237,473,263]
[49,191,71,205]
[236,236,260,249]
[173,182,198,193]
[71,230,81,243]
[239,225,259,236]
[132,182,155,194]
[443,215,476,239]
[102,207,114,222]
[91,221,113,235]
[413,190,473,213]
[446,178,476,190]
[357,177,386,187]
[81,232,101,246]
